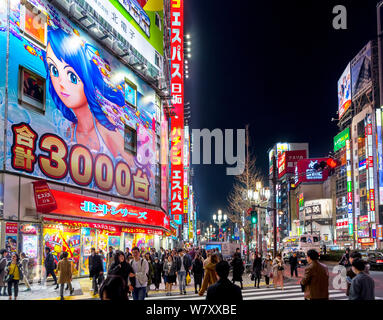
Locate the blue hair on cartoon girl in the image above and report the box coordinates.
[43,27,124,131]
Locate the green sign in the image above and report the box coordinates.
[334,127,350,152]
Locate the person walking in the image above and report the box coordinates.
[346,251,370,296]
[199,253,218,296]
[231,253,244,289]
[131,246,149,300]
[20,252,31,291]
[176,248,192,295]
[262,254,273,288]
[272,253,285,290]
[107,250,135,299]
[144,252,154,297]
[153,257,162,291]
[106,246,114,272]
[252,252,262,288]
[163,255,177,296]
[339,248,351,268]
[57,251,74,300]
[349,258,375,300]
[44,247,58,289]
[5,253,23,300]
[88,247,104,295]
[289,252,298,278]
[206,260,242,301]
[0,249,8,296]
[300,249,329,300]
[192,253,204,294]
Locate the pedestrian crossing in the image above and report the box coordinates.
[145,284,353,300]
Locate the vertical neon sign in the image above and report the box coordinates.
[365,114,375,223]
[170,0,184,221]
[377,109,383,205]
[346,139,353,235]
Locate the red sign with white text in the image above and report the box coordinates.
[32,180,57,213]
[6,222,18,234]
[170,0,184,217]
[278,150,307,178]
[49,190,170,231]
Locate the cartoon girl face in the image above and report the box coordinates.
[46,43,87,110]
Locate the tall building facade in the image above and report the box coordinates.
[0,0,188,280]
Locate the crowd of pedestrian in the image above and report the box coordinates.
[0,244,378,301]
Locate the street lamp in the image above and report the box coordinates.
[213,209,227,241]
[247,182,271,254]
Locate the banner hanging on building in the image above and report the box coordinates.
[32,180,57,213]
[170,0,184,217]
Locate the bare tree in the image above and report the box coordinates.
[226,125,262,262]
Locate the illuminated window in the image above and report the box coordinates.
[124,78,137,109]
[18,66,46,114]
[20,0,47,48]
[124,125,137,154]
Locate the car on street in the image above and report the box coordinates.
[283,251,307,267]
[360,251,383,270]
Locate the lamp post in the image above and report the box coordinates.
[213,209,227,241]
[247,183,271,254]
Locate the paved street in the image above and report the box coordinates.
[2,261,383,300]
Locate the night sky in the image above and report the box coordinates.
[184,0,379,223]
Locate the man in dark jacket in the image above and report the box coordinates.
[339,248,351,267]
[289,253,298,277]
[349,258,375,300]
[206,261,242,301]
[44,247,58,288]
[346,251,370,296]
[89,247,104,295]
[176,249,192,295]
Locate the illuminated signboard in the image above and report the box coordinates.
[334,127,350,152]
[358,215,369,238]
[170,0,184,217]
[49,190,170,230]
[295,158,329,185]
[6,1,160,205]
[377,109,383,205]
[346,139,353,235]
[278,150,307,178]
[365,114,375,222]
[338,63,352,119]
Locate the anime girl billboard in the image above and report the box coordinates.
[5,0,159,205]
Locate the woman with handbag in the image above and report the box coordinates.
[263,254,273,288]
[5,253,23,300]
[272,253,284,290]
[163,255,177,296]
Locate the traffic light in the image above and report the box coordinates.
[251,210,258,224]
[313,157,340,176]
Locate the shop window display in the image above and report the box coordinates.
[80,227,96,276]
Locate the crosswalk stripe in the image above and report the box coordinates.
[279,293,347,301]
[243,290,344,300]
[146,286,345,301]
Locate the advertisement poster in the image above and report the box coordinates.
[63,227,81,276]
[108,235,121,250]
[42,225,63,266]
[4,0,160,206]
[80,227,96,276]
[124,234,134,250]
[351,42,372,99]
[97,231,108,271]
[338,63,352,119]
[22,235,38,259]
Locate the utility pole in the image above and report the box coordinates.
[272,155,277,257]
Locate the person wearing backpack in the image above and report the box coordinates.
[44,247,58,289]
[131,246,149,300]
[0,249,7,295]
